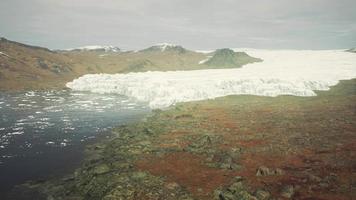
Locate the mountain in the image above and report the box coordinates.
[346,48,356,53]
[0,38,262,90]
[202,48,262,68]
[0,37,78,90]
[64,45,121,53]
[140,43,188,53]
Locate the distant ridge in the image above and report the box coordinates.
[0,37,52,52]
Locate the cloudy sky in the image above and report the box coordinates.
[0,0,355,50]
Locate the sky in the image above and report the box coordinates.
[0,0,355,50]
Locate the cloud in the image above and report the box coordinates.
[0,0,355,49]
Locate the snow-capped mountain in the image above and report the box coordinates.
[66,45,121,53]
[140,43,187,53]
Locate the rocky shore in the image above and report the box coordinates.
[11,79,356,200]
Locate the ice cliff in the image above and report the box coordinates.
[66,50,356,108]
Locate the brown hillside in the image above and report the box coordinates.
[0,38,261,90]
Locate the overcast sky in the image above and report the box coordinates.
[0,0,355,50]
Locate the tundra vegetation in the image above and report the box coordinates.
[11,79,356,200]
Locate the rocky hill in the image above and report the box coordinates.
[346,48,356,53]
[0,38,262,90]
[0,37,78,90]
[203,48,262,68]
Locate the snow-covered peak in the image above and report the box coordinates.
[195,50,215,54]
[67,45,120,52]
[141,43,186,53]
[153,43,179,51]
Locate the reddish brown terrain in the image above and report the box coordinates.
[134,80,356,199]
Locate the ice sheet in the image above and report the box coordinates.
[66,49,356,108]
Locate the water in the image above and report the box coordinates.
[0,90,150,197]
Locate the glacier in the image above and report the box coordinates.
[66,49,356,108]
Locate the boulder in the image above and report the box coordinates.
[256,166,284,176]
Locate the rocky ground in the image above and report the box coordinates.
[10,79,356,200]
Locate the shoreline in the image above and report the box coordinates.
[12,78,356,200]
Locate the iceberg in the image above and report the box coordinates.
[66,49,356,108]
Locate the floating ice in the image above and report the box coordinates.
[25,91,36,97]
[7,131,24,135]
[12,127,24,131]
[66,49,356,108]
[60,142,67,147]
[46,141,55,145]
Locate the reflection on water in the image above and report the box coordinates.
[0,90,149,196]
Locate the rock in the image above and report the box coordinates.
[220,162,241,170]
[274,168,284,175]
[228,147,242,158]
[197,135,212,147]
[255,189,270,200]
[230,163,242,170]
[228,182,244,193]
[131,171,148,180]
[280,185,294,198]
[165,182,180,190]
[207,151,241,170]
[319,182,329,188]
[256,166,270,176]
[206,154,215,162]
[188,135,214,153]
[220,163,233,170]
[61,175,75,182]
[214,181,257,200]
[93,164,110,175]
[256,166,284,176]
[219,191,235,200]
[143,127,154,135]
[233,176,244,182]
[323,173,337,183]
[307,173,322,182]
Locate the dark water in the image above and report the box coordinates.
[0,90,149,198]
